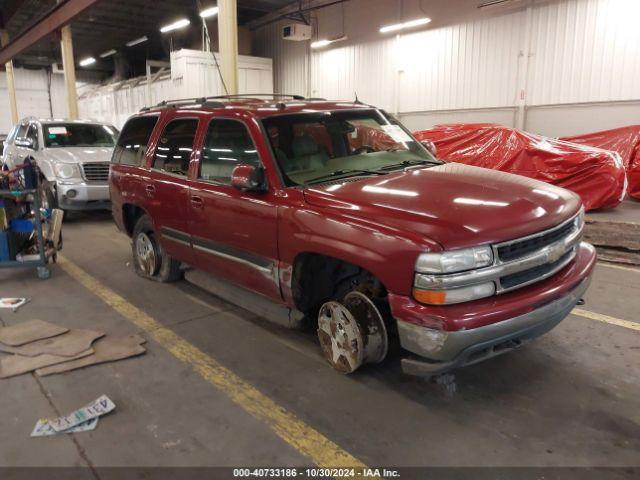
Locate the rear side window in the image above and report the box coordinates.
[200,119,260,184]
[113,116,159,166]
[152,118,199,176]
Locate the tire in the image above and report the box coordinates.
[131,214,182,282]
[39,179,58,210]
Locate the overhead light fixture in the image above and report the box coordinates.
[126,36,148,47]
[478,0,521,9]
[199,6,219,18]
[99,49,117,58]
[160,18,191,33]
[380,17,431,34]
[79,57,96,67]
[311,36,348,49]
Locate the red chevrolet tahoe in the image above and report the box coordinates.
[109,96,595,377]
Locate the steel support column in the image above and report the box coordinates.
[60,24,78,120]
[0,30,18,124]
[218,0,239,95]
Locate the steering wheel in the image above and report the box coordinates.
[352,145,376,155]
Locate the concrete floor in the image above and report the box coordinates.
[0,211,639,471]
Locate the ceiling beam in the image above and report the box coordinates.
[0,0,104,65]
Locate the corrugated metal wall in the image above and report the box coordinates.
[254,0,640,136]
[78,49,274,128]
[0,68,67,134]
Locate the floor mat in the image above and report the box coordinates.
[36,334,146,377]
[0,348,94,379]
[0,329,104,357]
[0,320,69,347]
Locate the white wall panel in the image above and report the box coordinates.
[254,0,640,136]
[0,68,67,134]
[396,12,523,112]
[527,0,640,105]
[78,49,274,128]
[254,21,308,95]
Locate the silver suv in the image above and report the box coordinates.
[2,118,118,210]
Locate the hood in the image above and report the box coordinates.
[303,163,582,250]
[43,147,113,164]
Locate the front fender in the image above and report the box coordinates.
[278,204,442,298]
[35,157,56,182]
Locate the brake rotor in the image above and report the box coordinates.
[317,301,364,374]
[343,291,388,364]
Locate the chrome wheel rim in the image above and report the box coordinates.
[135,232,157,276]
[317,301,364,374]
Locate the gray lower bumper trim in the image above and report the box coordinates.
[398,275,591,377]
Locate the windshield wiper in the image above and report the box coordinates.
[378,159,441,171]
[305,169,385,185]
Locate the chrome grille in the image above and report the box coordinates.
[82,162,110,183]
[494,213,582,293]
[497,220,576,262]
[500,250,574,290]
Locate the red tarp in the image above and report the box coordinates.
[561,126,640,201]
[414,123,627,211]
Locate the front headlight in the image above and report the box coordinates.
[54,163,82,179]
[415,245,493,274]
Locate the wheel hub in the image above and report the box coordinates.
[317,301,363,374]
[135,232,157,276]
[317,292,389,374]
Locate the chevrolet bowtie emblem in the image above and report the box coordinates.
[547,244,565,263]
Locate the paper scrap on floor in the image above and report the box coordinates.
[48,394,116,432]
[0,298,28,311]
[31,417,99,437]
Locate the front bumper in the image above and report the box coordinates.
[395,242,596,376]
[57,181,111,211]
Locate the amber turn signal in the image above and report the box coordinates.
[412,288,447,305]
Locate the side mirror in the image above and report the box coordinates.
[15,137,34,149]
[231,164,266,192]
[421,140,437,157]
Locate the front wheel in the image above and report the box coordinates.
[317,291,389,374]
[131,214,182,282]
[39,180,58,210]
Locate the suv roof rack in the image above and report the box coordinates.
[139,97,227,112]
[208,93,306,100]
[138,93,308,112]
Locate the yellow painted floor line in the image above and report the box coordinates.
[572,308,640,332]
[57,255,368,469]
[597,262,640,274]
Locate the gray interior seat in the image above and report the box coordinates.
[285,135,329,172]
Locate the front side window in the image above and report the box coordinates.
[200,119,260,184]
[113,116,158,166]
[44,123,117,148]
[152,118,199,177]
[262,109,440,186]
[16,123,29,140]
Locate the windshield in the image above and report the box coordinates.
[262,109,440,186]
[44,123,117,148]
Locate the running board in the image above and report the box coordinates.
[185,269,305,330]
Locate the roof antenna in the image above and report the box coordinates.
[354,92,362,105]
